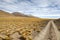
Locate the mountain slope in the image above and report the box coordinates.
[0,10,37,18]
[12,12,36,17]
[0,10,14,17]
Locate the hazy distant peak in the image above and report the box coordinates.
[12,12,36,18]
[12,12,30,17]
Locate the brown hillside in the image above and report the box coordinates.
[0,10,14,17]
[0,10,37,18]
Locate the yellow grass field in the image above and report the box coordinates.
[0,17,49,40]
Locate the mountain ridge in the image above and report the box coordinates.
[0,10,37,18]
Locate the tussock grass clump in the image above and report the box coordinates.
[0,17,49,40]
[54,19,60,31]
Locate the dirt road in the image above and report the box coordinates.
[33,21,60,40]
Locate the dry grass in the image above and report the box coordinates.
[54,19,60,31]
[0,17,49,40]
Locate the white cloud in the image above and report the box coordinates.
[0,0,60,18]
[3,0,12,2]
[31,0,49,7]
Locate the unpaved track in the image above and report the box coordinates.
[51,21,60,40]
[33,21,60,40]
[33,21,51,40]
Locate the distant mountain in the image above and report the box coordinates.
[0,10,38,18]
[12,12,37,18]
[0,10,14,17]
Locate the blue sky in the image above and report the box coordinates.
[0,0,60,18]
